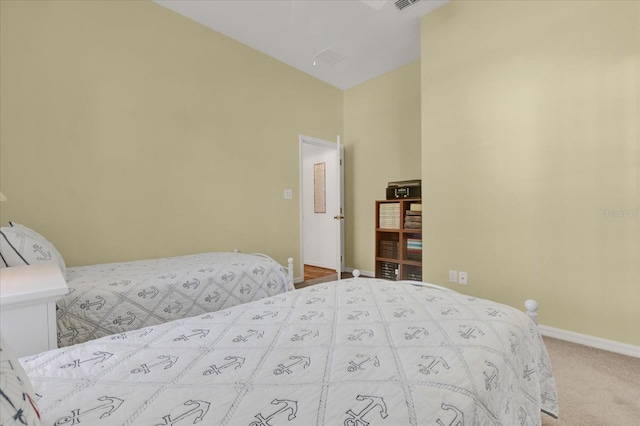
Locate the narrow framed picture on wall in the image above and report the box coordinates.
[314,162,326,213]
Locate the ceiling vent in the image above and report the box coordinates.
[315,49,346,66]
[394,0,421,11]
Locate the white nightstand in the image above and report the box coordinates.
[0,263,68,358]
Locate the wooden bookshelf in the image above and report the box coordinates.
[375,199,422,281]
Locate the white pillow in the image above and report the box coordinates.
[0,335,42,426]
[0,222,67,279]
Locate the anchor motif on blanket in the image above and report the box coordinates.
[233,329,264,343]
[518,408,527,425]
[221,272,236,281]
[203,356,245,375]
[346,286,362,292]
[425,295,444,302]
[32,244,51,261]
[198,268,214,273]
[138,286,160,299]
[61,351,113,369]
[300,311,324,320]
[419,355,450,375]
[523,364,537,381]
[380,285,393,292]
[174,329,209,342]
[440,307,460,316]
[274,355,310,375]
[239,284,252,295]
[291,329,319,342]
[504,399,511,416]
[111,328,153,340]
[249,399,298,426]
[436,403,464,426]
[252,266,265,275]
[305,297,326,305]
[347,297,366,305]
[159,273,177,280]
[57,327,79,344]
[509,332,520,354]
[54,396,124,425]
[404,327,429,340]
[348,310,369,320]
[131,355,178,374]
[156,400,210,426]
[385,296,404,303]
[541,392,557,408]
[80,296,106,310]
[253,311,278,320]
[200,310,231,320]
[485,308,506,318]
[164,301,184,314]
[483,360,499,390]
[458,325,485,339]
[108,280,131,287]
[113,311,136,326]
[56,307,67,319]
[394,308,415,318]
[183,278,200,290]
[264,296,285,305]
[204,292,221,303]
[347,354,380,372]
[344,395,388,426]
[202,310,231,320]
[267,280,278,289]
[348,329,374,342]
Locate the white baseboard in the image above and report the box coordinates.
[539,325,640,358]
[345,267,374,277]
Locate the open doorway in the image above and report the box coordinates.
[299,135,344,285]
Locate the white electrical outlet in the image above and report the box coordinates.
[449,270,458,283]
[458,271,468,285]
[284,189,293,199]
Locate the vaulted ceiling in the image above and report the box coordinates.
[155,0,449,90]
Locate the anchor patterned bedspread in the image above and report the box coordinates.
[56,252,293,347]
[26,277,558,426]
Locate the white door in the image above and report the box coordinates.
[334,137,345,279]
[299,135,345,279]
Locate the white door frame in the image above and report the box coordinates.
[299,135,344,279]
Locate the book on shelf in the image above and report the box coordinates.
[379,203,400,229]
[379,240,399,258]
[379,261,398,280]
[406,272,422,281]
[404,207,422,229]
[406,237,422,261]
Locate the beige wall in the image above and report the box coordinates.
[343,61,422,274]
[421,1,639,345]
[0,0,343,273]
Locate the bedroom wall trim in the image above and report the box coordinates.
[539,325,640,359]
[345,267,374,278]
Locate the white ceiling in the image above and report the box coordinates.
[154,0,449,90]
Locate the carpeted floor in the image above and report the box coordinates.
[541,336,640,426]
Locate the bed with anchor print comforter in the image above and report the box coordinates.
[56,252,293,347]
[25,277,558,426]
